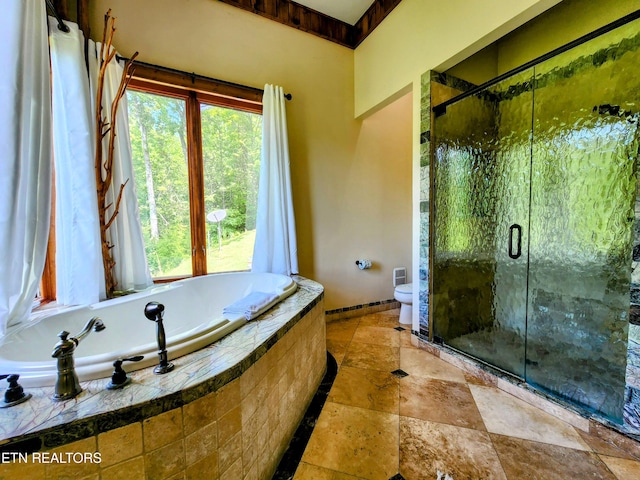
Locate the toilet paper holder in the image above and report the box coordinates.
[355,259,372,270]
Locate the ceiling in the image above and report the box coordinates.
[293,0,375,25]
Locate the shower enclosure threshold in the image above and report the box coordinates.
[423,335,640,441]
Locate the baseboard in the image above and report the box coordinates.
[325,299,399,322]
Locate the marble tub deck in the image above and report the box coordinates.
[294,309,640,480]
[0,276,324,453]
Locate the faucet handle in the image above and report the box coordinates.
[106,356,144,390]
[0,374,32,408]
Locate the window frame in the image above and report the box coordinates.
[127,64,263,281]
[40,63,264,299]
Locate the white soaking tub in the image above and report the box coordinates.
[0,272,296,387]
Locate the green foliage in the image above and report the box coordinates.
[126,91,262,277]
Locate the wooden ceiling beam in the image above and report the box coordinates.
[216,0,402,49]
[352,0,403,48]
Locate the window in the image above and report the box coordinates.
[126,66,263,279]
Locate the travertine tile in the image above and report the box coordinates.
[469,384,590,450]
[0,454,45,480]
[144,438,185,480]
[100,456,145,480]
[496,377,590,431]
[220,457,243,480]
[325,318,360,343]
[44,437,100,480]
[399,416,506,480]
[352,325,400,347]
[185,451,218,480]
[491,434,616,480]
[217,405,242,447]
[589,420,640,460]
[185,421,217,466]
[217,431,242,474]
[599,454,640,479]
[143,408,183,452]
[342,342,399,372]
[97,422,143,467]
[293,462,363,479]
[577,429,638,460]
[216,378,240,420]
[301,402,398,480]
[359,312,401,328]
[182,391,216,436]
[400,347,466,383]
[327,339,349,365]
[400,376,485,430]
[400,330,413,348]
[328,365,399,414]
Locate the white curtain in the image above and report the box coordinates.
[50,18,104,304]
[0,0,52,335]
[88,41,153,292]
[252,84,299,276]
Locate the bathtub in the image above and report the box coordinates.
[0,272,296,388]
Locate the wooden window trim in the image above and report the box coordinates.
[127,64,263,280]
[129,62,263,114]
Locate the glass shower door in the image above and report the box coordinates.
[432,69,534,377]
[525,25,639,421]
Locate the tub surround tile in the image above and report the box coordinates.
[185,451,218,480]
[0,277,326,480]
[143,408,183,452]
[143,438,185,480]
[100,456,145,480]
[184,421,217,466]
[44,437,100,480]
[182,391,216,437]
[0,454,46,480]
[97,422,143,467]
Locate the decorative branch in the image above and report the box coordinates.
[95,9,139,298]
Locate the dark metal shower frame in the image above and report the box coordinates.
[433,9,640,117]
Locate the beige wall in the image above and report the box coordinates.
[89,0,412,311]
[353,0,563,118]
[448,0,640,84]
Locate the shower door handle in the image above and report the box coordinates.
[508,224,522,259]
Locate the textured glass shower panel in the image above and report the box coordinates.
[526,23,640,421]
[432,70,533,377]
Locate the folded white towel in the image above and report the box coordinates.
[223,291,279,320]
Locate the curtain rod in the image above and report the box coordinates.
[116,57,292,101]
[434,8,640,115]
[45,0,70,32]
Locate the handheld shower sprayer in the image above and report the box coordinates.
[145,302,174,374]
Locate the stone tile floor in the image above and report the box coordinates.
[291,309,640,480]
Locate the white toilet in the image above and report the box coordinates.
[394,282,413,325]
